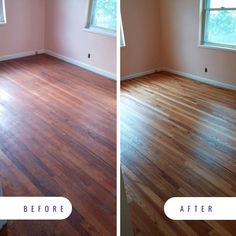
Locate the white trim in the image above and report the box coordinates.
[0,0,7,25]
[122,67,236,91]
[198,0,204,46]
[83,27,116,38]
[0,49,45,62]
[45,50,116,80]
[162,68,236,92]
[206,8,236,10]
[121,68,160,81]
[199,43,236,52]
[120,14,126,47]
[0,49,116,80]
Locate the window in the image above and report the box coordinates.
[87,0,116,36]
[0,0,6,24]
[201,0,236,49]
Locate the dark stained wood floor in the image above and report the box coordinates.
[121,72,236,236]
[0,54,116,236]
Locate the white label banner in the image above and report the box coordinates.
[0,197,72,220]
[164,197,236,220]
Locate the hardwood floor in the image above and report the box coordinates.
[0,55,116,236]
[121,72,236,236]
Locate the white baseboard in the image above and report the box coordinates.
[162,67,236,92]
[0,49,116,80]
[45,50,116,80]
[122,67,236,91]
[0,49,45,62]
[121,68,160,81]
[2,50,236,90]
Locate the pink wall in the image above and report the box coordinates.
[122,0,236,87]
[121,0,161,76]
[0,0,45,56]
[0,0,116,75]
[45,0,116,75]
[160,0,236,86]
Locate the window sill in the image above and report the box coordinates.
[0,21,6,25]
[199,43,236,53]
[83,27,116,38]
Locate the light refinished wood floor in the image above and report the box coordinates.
[121,72,236,236]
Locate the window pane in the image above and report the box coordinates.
[208,0,236,8]
[91,0,116,31]
[205,10,236,46]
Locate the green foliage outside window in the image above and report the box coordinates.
[91,0,117,32]
[205,10,236,46]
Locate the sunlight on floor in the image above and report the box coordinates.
[0,89,11,102]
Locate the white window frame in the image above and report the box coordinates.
[120,14,126,47]
[199,0,236,51]
[84,0,116,37]
[0,0,6,25]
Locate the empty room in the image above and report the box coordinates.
[0,0,116,235]
[121,0,236,235]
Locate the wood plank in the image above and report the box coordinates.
[121,72,236,235]
[0,54,116,235]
